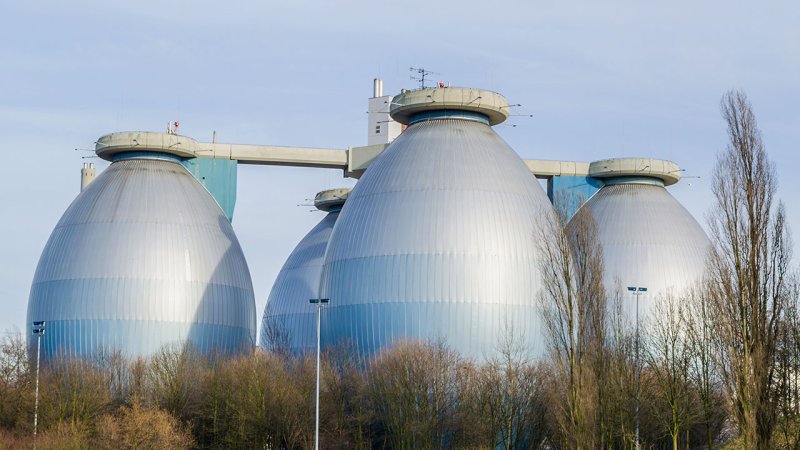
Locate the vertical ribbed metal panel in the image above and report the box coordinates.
[319,118,553,361]
[27,158,256,361]
[575,182,710,319]
[260,211,338,353]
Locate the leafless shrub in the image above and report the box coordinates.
[321,343,371,449]
[94,397,193,449]
[144,343,206,420]
[366,340,463,449]
[37,358,113,436]
[195,349,314,449]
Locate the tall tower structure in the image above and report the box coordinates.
[367,79,403,146]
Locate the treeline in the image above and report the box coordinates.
[0,336,569,449]
[0,330,745,449]
[0,334,547,449]
[1,308,799,450]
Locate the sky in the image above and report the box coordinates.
[1,0,798,335]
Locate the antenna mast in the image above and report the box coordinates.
[409,67,438,90]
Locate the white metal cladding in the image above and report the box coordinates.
[260,210,339,353]
[27,158,256,361]
[319,118,553,361]
[573,182,710,320]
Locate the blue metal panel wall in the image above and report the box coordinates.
[182,157,238,221]
[547,175,603,218]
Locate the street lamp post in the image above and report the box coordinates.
[627,286,646,450]
[31,321,46,441]
[309,298,329,450]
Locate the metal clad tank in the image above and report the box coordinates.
[573,158,710,319]
[28,140,256,361]
[260,188,350,353]
[319,87,553,361]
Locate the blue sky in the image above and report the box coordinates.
[1,0,798,334]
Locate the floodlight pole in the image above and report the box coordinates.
[309,298,329,450]
[627,287,646,450]
[31,321,46,442]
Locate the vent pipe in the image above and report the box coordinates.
[373,78,383,97]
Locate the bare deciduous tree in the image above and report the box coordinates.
[775,281,800,449]
[602,286,639,448]
[261,307,293,357]
[686,287,727,449]
[706,89,793,448]
[367,340,463,449]
[40,359,113,435]
[145,344,206,421]
[321,344,372,449]
[538,195,606,449]
[0,332,30,431]
[472,329,547,449]
[644,293,696,450]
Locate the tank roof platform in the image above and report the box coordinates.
[314,188,351,211]
[95,131,200,160]
[588,158,681,186]
[389,87,510,126]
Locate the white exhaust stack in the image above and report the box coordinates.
[373,78,383,97]
[81,162,96,192]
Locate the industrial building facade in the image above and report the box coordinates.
[28,81,709,362]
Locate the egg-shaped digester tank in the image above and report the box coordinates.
[28,133,257,361]
[572,158,710,320]
[260,188,350,353]
[319,87,553,361]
